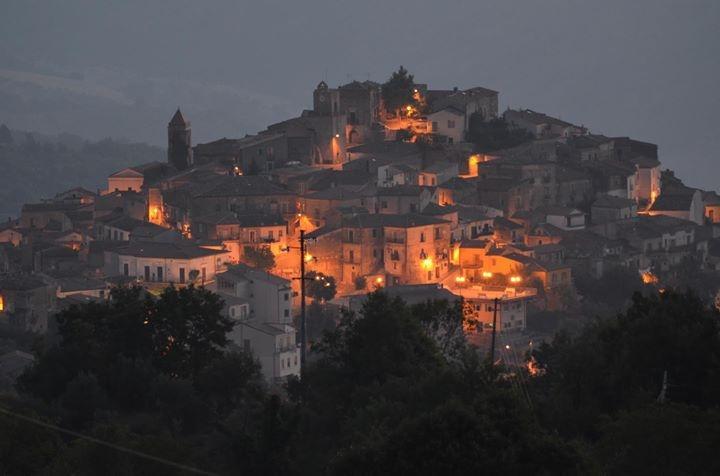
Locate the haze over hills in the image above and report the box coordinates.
[0,126,164,219]
[0,0,718,192]
[0,62,296,146]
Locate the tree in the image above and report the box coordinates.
[467,115,533,152]
[530,290,720,437]
[595,404,720,475]
[13,284,274,474]
[291,292,585,474]
[305,271,337,302]
[412,299,468,364]
[243,245,275,271]
[151,285,234,379]
[381,66,416,114]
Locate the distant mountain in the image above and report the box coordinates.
[0,65,298,146]
[0,126,164,219]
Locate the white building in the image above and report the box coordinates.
[231,321,300,383]
[454,285,537,332]
[213,264,300,383]
[426,106,466,144]
[214,264,293,323]
[543,207,586,231]
[105,241,231,284]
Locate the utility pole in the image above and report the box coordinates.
[657,370,668,404]
[299,230,307,367]
[489,297,499,365]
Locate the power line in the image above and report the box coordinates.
[0,405,218,476]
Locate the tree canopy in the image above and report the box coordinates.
[4,286,720,473]
[243,245,276,271]
[305,271,337,302]
[467,114,533,152]
[381,66,416,113]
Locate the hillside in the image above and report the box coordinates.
[0,125,164,218]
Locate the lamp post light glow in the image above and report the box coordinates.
[421,257,433,270]
[482,271,493,279]
[509,276,522,284]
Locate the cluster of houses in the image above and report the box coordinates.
[1,76,718,384]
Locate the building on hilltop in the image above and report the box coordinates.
[168,109,193,171]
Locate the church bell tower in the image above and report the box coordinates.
[168,108,193,170]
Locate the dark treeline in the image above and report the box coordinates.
[1,287,719,475]
[0,125,163,217]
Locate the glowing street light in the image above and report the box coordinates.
[304,253,315,263]
[421,257,433,270]
[455,275,466,284]
[509,276,522,284]
[482,271,493,279]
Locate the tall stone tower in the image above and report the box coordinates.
[313,81,341,117]
[168,109,193,170]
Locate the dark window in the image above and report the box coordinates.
[179,267,186,284]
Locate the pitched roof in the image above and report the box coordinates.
[116,242,229,259]
[505,108,581,129]
[648,193,696,212]
[592,195,636,209]
[493,217,523,230]
[375,213,449,228]
[169,108,188,126]
[304,187,361,201]
[193,175,294,198]
[218,263,290,287]
[377,185,433,197]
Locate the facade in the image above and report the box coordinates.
[426,107,466,143]
[231,321,300,383]
[543,207,586,231]
[455,285,537,332]
[426,86,499,129]
[106,242,231,284]
[189,175,296,218]
[591,195,638,224]
[168,109,193,171]
[376,185,434,214]
[647,190,705,225]
[630,156,662,205]
[214,264,299,383]
[214,264,293,324]
[0,276,55,333]
[305,213,451,287]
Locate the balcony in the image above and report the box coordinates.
[386,236,405,244]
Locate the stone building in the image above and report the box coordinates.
[168,109,193,171]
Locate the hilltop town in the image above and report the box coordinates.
[1,67,719,384]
